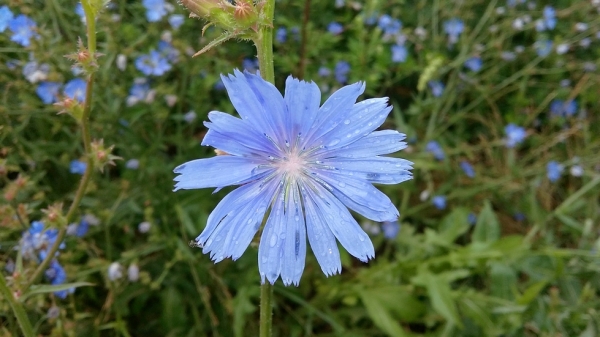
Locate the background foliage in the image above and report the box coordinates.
[1,0,600,336]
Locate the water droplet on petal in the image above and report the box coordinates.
[338,182,346,187]
[270,234,278,247]
[358,233,365,242]
[343,119,350,125]
[328,139,340,146]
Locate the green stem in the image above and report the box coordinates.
[23,0,97,292]
[254,1,276,336]
[255,0,275,83]
[259,282,274,337]
[0,275,35,337]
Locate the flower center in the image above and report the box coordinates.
[276,150,306,178]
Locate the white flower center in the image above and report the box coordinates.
[276,150,306,179]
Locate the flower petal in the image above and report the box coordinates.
[302,185,342,276]
[283,76,321,144]
[173,156,267,191]
[325,130,407,158]
[258,186,286,284]
[304,183,375,262]
[203,111,279,155]
[320,156,413,184]
[201,180,278,262]
[221,70,285,144]
[302,81,365,148]
[279,184,307,286]
[315,98,393,151]
[196,179,277,255]
[308,169,399,221]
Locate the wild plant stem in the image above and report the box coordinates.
[254,0,276,335]
[0,275,34,337]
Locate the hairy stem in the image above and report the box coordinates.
[0,276,34,337]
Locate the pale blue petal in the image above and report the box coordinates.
[302,184,342,276]
[203,111,279,154]
[302,81,365,148]
[327,130,407,158]
[244,72,288,143]
[173,156,266,191]
[196,179,277,252]
[283,76,321,145]
[258,186,286,284]
[221,70,284,145]
[320,156,413,184]
[305,183,375,262]
[201,180,278,262]
[309,169,399,221]
[279,185,307,286]
[314,98,392,151]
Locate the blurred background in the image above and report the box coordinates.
[1,0,600,336]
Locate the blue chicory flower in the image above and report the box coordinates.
[546,161,563,182]
[504,123,526,148]
[242,58,260,73]
[8,14,38,47]
[391,44,408,63]
[428,80,444,97]
[550,99,577,117]
[127,80,151,106]
[460,161,475,178]
[378,15,402,35]
[432,195,447,210]
[158,40,179,63]
[36,82,61,104]
[535,40,553,57]
[464,56,483,72]
[75,3,85,18]
[174,70,413,286]
[334,61,351,84]
[142,0,167,22]
[135,50,172,76]
[444,18,464,44]
[64,78,87,102]
[381,221,400,239]
[0,5,14,32]
[467,213,477,225]
[318,66,331,77]
[542,6,556,30]
[327,22,343,35]
[45,260,73,299]
[426,141,445,160]
[168,14,184,29]
[275,27,287,43]
[70,160,87,174]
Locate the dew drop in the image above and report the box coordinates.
[358,233,365,242]
[343,119,350,125]
[270,234,278,247]
[215,236,222,242]
[338,182,346,187]
[328,139,340,146]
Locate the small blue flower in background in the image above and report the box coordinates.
[242,57,260,73]
[275,27,287,43]
[23,61,50,83]
[158,40,179,63]
[0,6,14,32]
[391,44,408,63]
[8,14,38,47]
[550,99,577,117]
[126,159,140,169]
[135,50,172,76]
[142,0,167,22]
[67,214,98,237]
[468,213,477,226]
[444,18,464,44]
[426,141,445,160]
[214,79,226,91]
[128,264,140,282]
[432,195,447,210]
[168,14,184,29]
[45,260,73,299]
[318,66,331,77]
[428,80,444,97]
[364,13,378,26]
[335,0,345,8]
[328,22,343,35]
[75,3,85,22]
[378,15,402,35]
[535,40,553,57]
[537,6,557,31]
[64,78,87,102]
[507,0,526,7]
[108,262,123,281]
[513,212,526,222]
[174,70,413,286]
[334,60,351,84]
[126,80,151,106]
[381,221,400,239]
[504,123,526,148]
[546,161,563,182]
[36,82,61,104]
[464,56,483,72]
[70,160,87,174]
[460,161,475,178]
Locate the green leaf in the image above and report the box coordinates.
[175,204,200,237]
[489,263,517,300]
[22,282,94,301]
[439,207,471,244]
[516,281,547,305]
[472,200,500,244]
[360,289,411,337]
[413,270,462,328]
